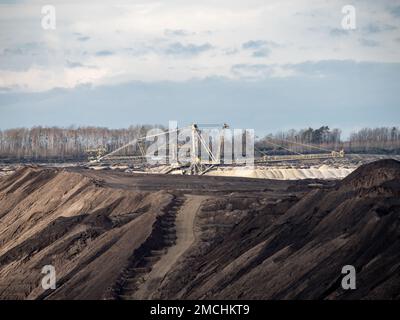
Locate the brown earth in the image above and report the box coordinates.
[0,160,399,300]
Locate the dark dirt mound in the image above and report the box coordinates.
[0,167,172,299]
[155,160,400,299]
[340,159,400,190]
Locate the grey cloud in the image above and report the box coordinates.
[124,46,152,56]
[329,28,350,37]
[231,64,275,79]
[66,60,97,69]
[224,48,239,55]
[252,49,270,58]
[242,40,277,58]
[164,42,213,56]
[164,29,193,37]
[242,40,268,49]
[0,87,12,93]
[363,23,397,34]
[0,42,54,71]
[359,38,379,47]
[77,36,90,42]
[95,50,114,56]
[2,47,24,55]
[232,64,271,71]
[2,42,46,56]
[389,6,400,17]
[125,41,213,57]
[66,61,84,68]
[284,60,400,79]
[363,24,380,33]
[288,60,355,76]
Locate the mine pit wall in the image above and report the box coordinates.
[38,192,173,300]
[0,167,174,300]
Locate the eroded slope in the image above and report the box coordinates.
[156,160,400,299]
[0,167,171,299]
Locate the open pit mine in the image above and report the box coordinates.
[0,159,399,300]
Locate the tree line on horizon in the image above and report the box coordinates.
[0,125,160,161]
[0,125,399,161]
[256,126,400,155]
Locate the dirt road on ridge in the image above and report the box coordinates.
[133,195,206,299]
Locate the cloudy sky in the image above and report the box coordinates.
[0,0,400,136]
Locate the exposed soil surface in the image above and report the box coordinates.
[131,195,206,300]
[0,160,399,299]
